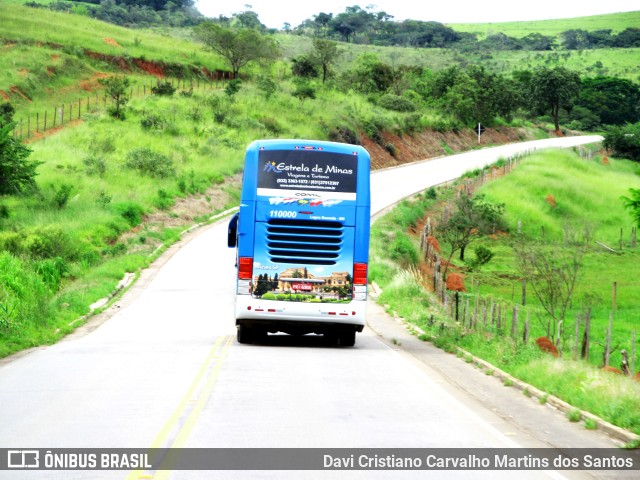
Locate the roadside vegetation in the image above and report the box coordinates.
[369,149,640,435]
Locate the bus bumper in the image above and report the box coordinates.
[235,297,366,334]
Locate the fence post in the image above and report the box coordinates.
[581,308,591,360]
[603,312,613,367]
[523,311,530,344]
[631,331,636,376]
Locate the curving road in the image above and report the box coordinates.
[3,135,631,480]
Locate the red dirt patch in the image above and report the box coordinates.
[79,72,110,91]
[446,272,466,292]
[536,337,559,357]
[0,90,9,101]
[103,37,122,48]
[9,86,31,102]
[133,58,165,78]
[545,194,557,208]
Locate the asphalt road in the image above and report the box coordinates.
[3,135,634,480]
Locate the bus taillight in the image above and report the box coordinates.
[238,257,253,280]
[353,263,368,285]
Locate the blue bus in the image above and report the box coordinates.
[227,139,371,346]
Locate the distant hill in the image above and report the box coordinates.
[448,11,640,39]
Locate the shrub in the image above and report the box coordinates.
[114,202,145,227]
[389,232,419,267]
[224,79,242,97]
[53,184,72,209]
[83,155,107,177]
[22,226,79,260]
[124,148,176,178]
[379,94,417,112]
[154,188,175,210]
[603,122,640,161]
[140,113,166,130]
[151,81,176,96]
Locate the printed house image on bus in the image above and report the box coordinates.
[227,139,371,346]
[252,267,353,302]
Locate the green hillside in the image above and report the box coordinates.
[470,150,640,363]
[448,11,640,39]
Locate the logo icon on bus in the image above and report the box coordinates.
[263,161,282,173]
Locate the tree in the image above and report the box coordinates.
[193,23,280,78]
[602,122,640,161]
[529,66,581,133]
[0,103,39,195]
[622,188,640,228]
[437,193,505,278]
[311,38,341,83]
[513,236,586,345]
[99,75,130,119]
[575,77,640,126]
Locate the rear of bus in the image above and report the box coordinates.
[228,139,371,346]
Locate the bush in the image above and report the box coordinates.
[154,188,175,210]
[224,79,242,97]
[140,113,166,130]
[389,232,419,267]
[11,226,80,261]
[54,184,72,209]
[379,94,417,112]
[603,123,640,161]
[114,201,145,227]
[124,148,176,178]
[151,81,176,96]
[83,155,107,177]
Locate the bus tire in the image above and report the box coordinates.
[237,324,253,344]
[339,329,356,347]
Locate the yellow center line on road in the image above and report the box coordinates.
[126,334,235,480]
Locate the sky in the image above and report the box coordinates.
[195,0,640,29]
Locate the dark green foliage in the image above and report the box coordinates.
[114,202,145,227]
[154,188,175,210]
[193,23,280,77]
[622,188,640,227]
[124,148,176,178]
[99,75,130,120]
[379,94,416,112]
[327,125,359,145]
[528,66,581,132]
[292,81,316,103]
[224,79,242,97]
[575,77,640,126]
[83,154,107,177]
[54,183,72,209]
[140,113,167,130]
[0,226,80,261]
[384,142,397,158]
[257,76,277,100]
[0,104,39,195]
[151,81,176,96]
[602,123,640,161]
[468,245,495,271]
[291,55,319,78]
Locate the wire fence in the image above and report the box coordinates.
[12,76,228,141]
[418,151,638,374]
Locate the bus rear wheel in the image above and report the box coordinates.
[339,329,356,347]
[237,324,253,344]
